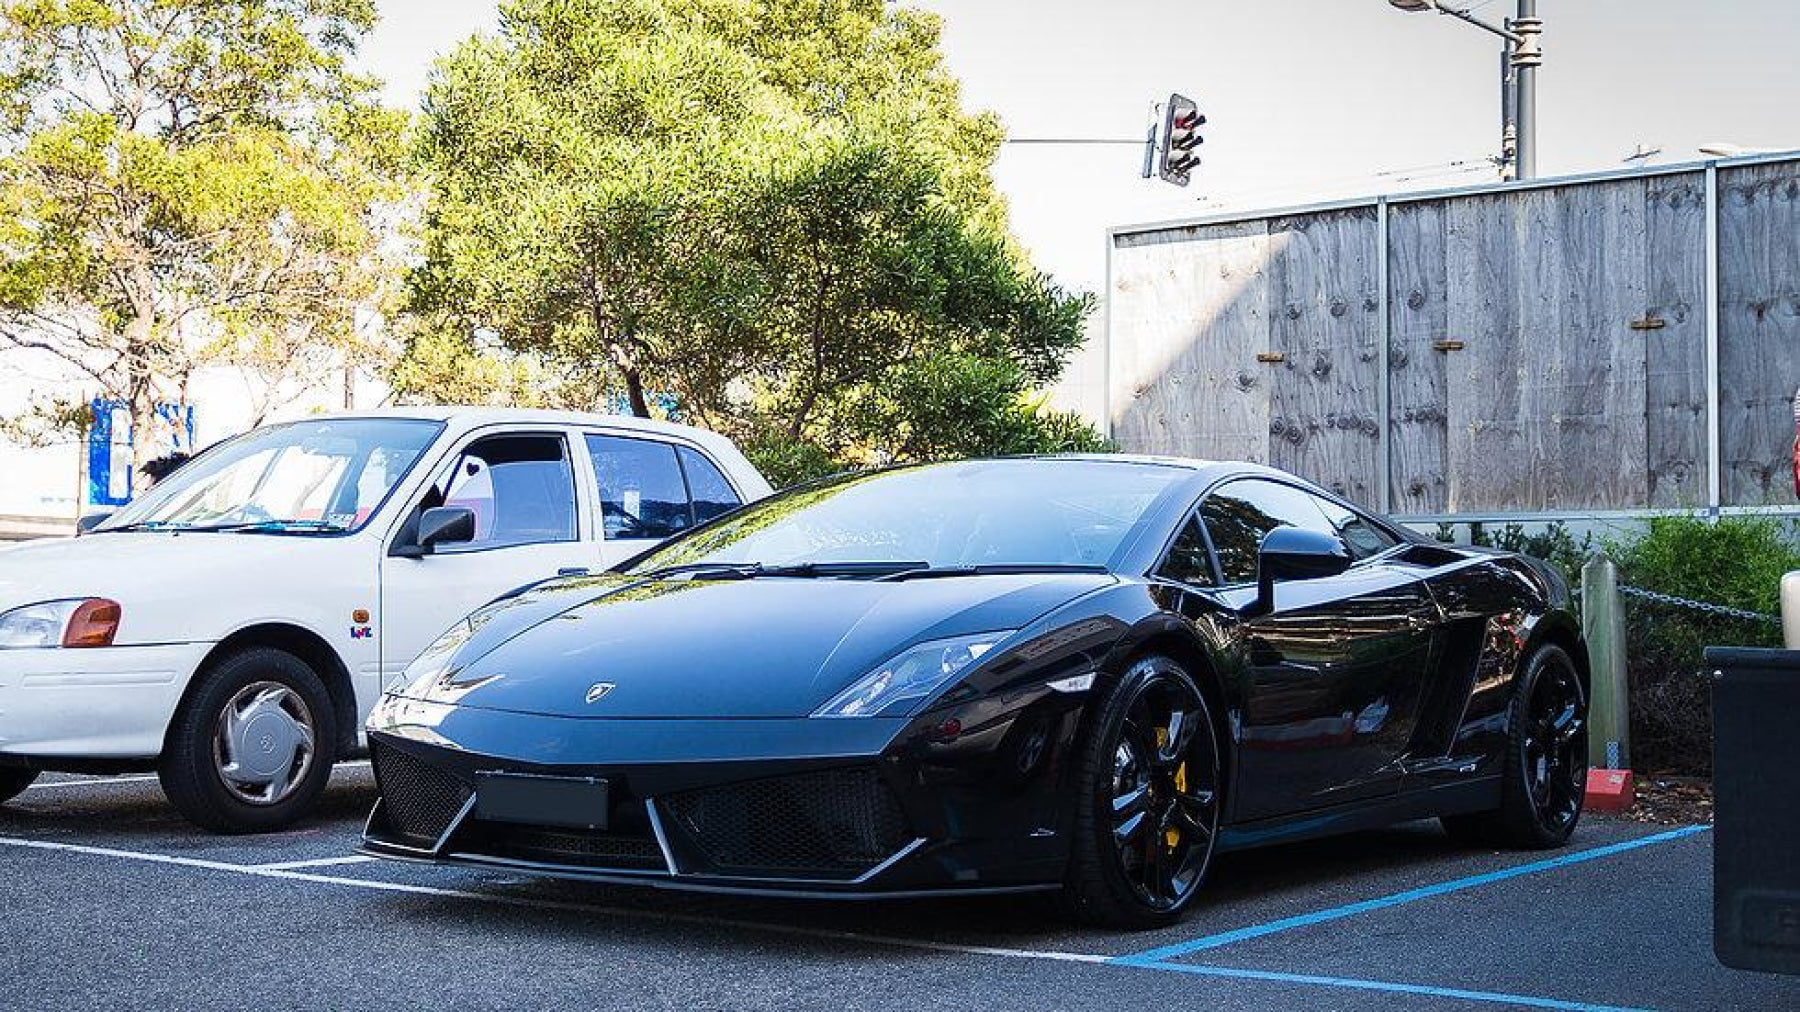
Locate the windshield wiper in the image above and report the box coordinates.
[182,519,348,534]
[637,560,930,581]
[636,561,768,581]
[91,519,191,533]
[875,563,1112,581]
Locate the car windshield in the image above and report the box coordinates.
[99,418,443,534]
[626,459,1186,575]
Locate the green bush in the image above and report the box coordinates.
[741,432,844,489]
[1610,514,1800,775]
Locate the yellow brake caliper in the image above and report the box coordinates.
[1156,726,1185,850]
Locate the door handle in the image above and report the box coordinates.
[557,567,590,577]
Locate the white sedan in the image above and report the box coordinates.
[0,407,770,832]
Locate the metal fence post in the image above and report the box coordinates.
[1581,555,1631,770]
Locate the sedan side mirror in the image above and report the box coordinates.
[414,506,476,556]
[1243,527,1353,619]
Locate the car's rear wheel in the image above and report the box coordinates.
[159,647,337,834]
[1442,643,1587,849]
[1063,655,1222,928]
[0,768,38,804]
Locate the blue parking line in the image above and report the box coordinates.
[1118,824,1711,963]
[1114,961,1650,1012]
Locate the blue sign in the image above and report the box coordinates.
[86,399,197,506]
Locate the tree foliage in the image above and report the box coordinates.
[403,0,1103,480]
[0,0,404,463]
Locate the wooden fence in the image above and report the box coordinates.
[1105,153,1800,517]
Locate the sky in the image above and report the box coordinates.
[363,0,1800,294]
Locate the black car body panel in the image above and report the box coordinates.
[363,457,1586,900]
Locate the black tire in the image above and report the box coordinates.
[159,647,337,834]
[0,768,38,804]
[1062,655,1224,929]
[1442,643,1587,849]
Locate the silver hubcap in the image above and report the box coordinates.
[212,681,315,806]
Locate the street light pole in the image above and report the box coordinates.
[1389,1,1543,181]
[1511,0,1542,180]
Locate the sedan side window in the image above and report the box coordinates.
[678,446,742,524]
[1157,514,1216,587]
[1199,479,1341,585]
[435,434,577,551]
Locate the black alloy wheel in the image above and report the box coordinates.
[1520,648,1588,835]
[1065,656,1222,927]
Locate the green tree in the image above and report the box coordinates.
[0,0,404,468]
[404,0,1103,478]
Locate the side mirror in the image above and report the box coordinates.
[1243,527,1353,619]
[75,513,111,535]
[414,506,476,556]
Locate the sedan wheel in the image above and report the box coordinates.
[211,681,317,806]
[1065,656,1222,927]
[0,768,39,805]
[160,647,337,834]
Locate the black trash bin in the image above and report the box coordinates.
[1708,646,1800,976]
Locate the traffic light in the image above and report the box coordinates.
[1158,93,1205,186]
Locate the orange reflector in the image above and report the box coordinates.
[352,608,371,624]
[63,598,121,648]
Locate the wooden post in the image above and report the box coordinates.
[1581,555,1631,770]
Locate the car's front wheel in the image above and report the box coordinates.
[1062,655,1223,928]
[159,647,337,834]
[0,768,38,804]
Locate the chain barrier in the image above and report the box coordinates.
[1618,584,1780,625]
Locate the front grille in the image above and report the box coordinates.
[660,766,911,878]
[471,825,666,871]
[372,742,471,845]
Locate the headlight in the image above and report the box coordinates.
[395,617,476,699]
[814,630,1015,718]
[0,599,122,649]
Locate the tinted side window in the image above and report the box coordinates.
[586,435,691,540]
[438,434,576,550]
[678,446,741,524]
[1157,514,1215,587]
[1309,494,1399,560]
[1199,479,1339,584]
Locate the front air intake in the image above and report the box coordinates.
[370,741,471,845]
[660,766,911,879]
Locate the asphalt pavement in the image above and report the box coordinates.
[2,768,1794,1011]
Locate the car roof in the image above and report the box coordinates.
[297,406,727,443]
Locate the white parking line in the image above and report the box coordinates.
[26,775,161,791]
[0,835,1110,965]
[250,855,378,871]
[22,760,371,792]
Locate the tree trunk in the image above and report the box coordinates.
[621,367,650,418]
[124,319,159,481]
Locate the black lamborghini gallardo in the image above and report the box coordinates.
[362,457,1589,927]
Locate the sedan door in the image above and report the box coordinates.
[378,428,591,689]
[1198,479,1443,823]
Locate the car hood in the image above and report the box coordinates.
[0,531,363,642]
[415,572,1116,719]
